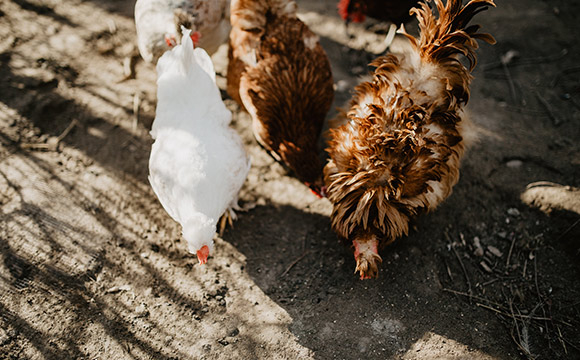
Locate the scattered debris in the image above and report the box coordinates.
[507,208,520,217]
[473,237,484,257]
[536,91,563,126]
[487,245,503,258]
[506,159,523,168]
[20,119,78,151]
[105,285,132,294]
[479,261,493,273]
[280,251,310,277]
[500,50,519,103]
[134,303,149,318]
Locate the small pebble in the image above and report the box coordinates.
[480,261,493,273]
[105,284,131,294]
[507,208,520,217]
[506,160,523,168]
[487,245,503,258]
[135,304,149,318]
[473,237,484,257]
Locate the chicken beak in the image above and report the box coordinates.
[196,245,210,265]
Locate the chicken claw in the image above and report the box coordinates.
[353,237,382,279]
[218,208,236,236]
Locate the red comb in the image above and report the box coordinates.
[337,0,350,20]
[338,0,366,23]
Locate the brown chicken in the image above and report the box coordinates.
[337,0,420,25]
[227,0,334,197]
[324,0,495,279]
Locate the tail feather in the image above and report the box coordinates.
[401,0,496,71]
[180,27,195,75]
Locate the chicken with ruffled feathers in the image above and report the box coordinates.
[324,0,496,279]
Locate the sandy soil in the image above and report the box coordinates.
[1,0,579,359]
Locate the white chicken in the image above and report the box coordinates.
[135,0,231,63]
[148,28,250,264]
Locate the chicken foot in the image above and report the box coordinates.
[353,236,382,279]
[217,199,256,236]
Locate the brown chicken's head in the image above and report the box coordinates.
[338,0,367,23]
[305,178,327,199]
[278,141,326,198]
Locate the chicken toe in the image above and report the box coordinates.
[353,237,383,279]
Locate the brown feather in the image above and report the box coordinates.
[324,0,495,279]
[227,0,334,187]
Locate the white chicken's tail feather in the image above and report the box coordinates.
[153,27,231,137]
[179,26,218,84]
[157,27,215,80]
[179,27,195,75]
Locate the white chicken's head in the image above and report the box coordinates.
[183,213,215,265]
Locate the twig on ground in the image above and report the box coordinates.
[280,251,309,277]
[445,289,572,328]
[443,257,454,282]
[500,51,518,103]
[535,91,563,126]
[482,278,500,287]
[534,255,541,299]
[556,218,580,242]
[133,92,142,131]
[20,119,78,151]
[451,243,472,296]
[476,303,553,322]
[443,288,503,308]
[551,65,580,87]
[482,49,568,71]
[557,325,568,355]
[506,233,516,268]
[507,297,536,359]
[554,329,580,352]
[497,104,547,116]
[533,255,552,343]
[561,300,580,309]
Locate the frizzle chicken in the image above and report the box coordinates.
[227,0,334,197]
[135,0,231,63]
[324,0,496,279]
[149,29,250,265]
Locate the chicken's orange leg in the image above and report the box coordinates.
[353,236,382,279]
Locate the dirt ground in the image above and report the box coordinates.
[1,0,579,359]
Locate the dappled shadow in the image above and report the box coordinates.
[1,0,580,359]
[0,136,303,358]
[82,0,136,19]
[226,200,520,359]
[12,0,79,27]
